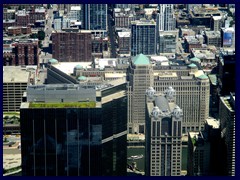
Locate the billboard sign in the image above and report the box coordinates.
[223,32,232,46]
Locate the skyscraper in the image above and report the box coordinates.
[20,81,127,176]
[81,4,108,32]
[127,54,210,134]
[131,19,157,56]
[153,64,210,133]
[145,87,182,176]
[127,54,154,134]
[219,93,235,176]
[187,118,222,176]
[217,48,235,96]
[157,4,176,31]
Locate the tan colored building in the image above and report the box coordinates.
[128,54,154,134]
[145,87,183,176]
[128,54,210,134]
[3,66,31,112]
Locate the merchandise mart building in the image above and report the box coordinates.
[20,79,127,176]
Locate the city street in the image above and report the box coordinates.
[107,8,117,58]
[39,7,54,64]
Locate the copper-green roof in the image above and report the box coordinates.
[198,74,208,80]
[132,54,150,65]
[208,74,217,85]
[48,58,58,64]
[190,57,201,62]
[188,63,197,68]
[78,76,87,81]
[75,64,83,69]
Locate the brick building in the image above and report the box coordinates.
[7,26,31,36]
[9,39,39,66]
[52,31,92,62]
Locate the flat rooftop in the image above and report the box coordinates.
[118,31,131,38]
[52,62,92,75]
[29,101,96,108]
[205,30,221,37]
[206,117,220,129]
[221,96,235,111]
[191,48,215,59]
[131,19,156,25]
[3,66,30,83]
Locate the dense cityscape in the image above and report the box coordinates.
[3,4,235,176]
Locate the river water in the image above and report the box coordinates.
[127,146,188,172]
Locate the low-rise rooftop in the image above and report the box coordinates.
[3,66,30,83]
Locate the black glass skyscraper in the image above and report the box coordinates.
[20,83,127,176]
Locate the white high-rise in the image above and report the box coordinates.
[157,4,176,31]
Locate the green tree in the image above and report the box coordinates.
[29,33,38,39]
[38,40,43,48]
[38,30,45,40]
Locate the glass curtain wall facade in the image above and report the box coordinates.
[21,86,127,176]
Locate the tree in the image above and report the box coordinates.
[38,30,45,40]
[29,33,38,39]
[38,40,43,48]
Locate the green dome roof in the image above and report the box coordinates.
[78,76,87,81]
[75,64,83,70]
[48,58,58,64]
[190,57,201,62]
[132,54,150,65]
[188,63,197,68]
[198,74,208,80]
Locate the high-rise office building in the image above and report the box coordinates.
[157,4,176,31]
[187,131,211,176]
[81,4,107,32]
[127,54,154,134]
[187,117,225,176]
[145,87,182,176]
[131,19,157,56]
[217,48,235,96]
[68,6,81,21]
[127,54,210,134]
[20,80,127,176]
[210,16,223,32]
[153,64,210,133]
[52,31,92,62]
[219,93,235,176]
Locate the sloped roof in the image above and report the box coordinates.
[190,57,201,62]
[198,74,208,79]
[188,63,197,68]
[132,54,150,65]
